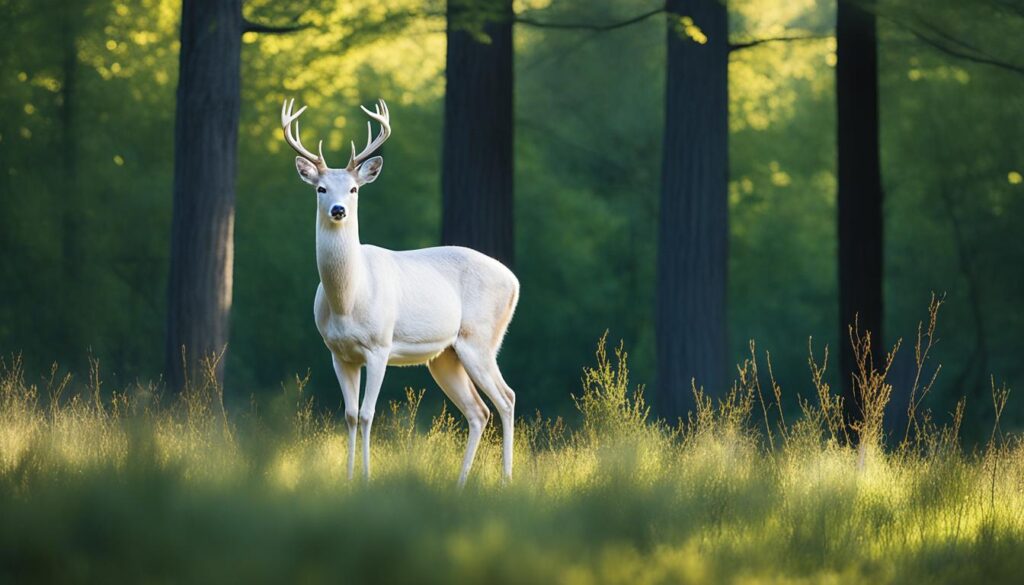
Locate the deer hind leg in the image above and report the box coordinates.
[427,347,490,487]
[454,342,515,481]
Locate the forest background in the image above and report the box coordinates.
[1,0,1022,437]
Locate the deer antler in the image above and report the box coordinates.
[281,98,328,171]
[347,99,391,171]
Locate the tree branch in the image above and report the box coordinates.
[910,16,986,56]
[514,7,664,32]
[729,34,831,52]
[906,28,1024,76]
[878,13,1024,77]
[242,19,311,35]
[513,8,831,57]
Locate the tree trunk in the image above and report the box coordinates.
[59,0,81,357]
[836,0,884,424]
[441,0,515,267]
[164,0,242,393]
[656,0,730,419]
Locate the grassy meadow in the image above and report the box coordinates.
[2,322,1024,583]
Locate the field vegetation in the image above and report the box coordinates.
[2,304,1023,583]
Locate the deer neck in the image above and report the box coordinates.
[315,212,366,315]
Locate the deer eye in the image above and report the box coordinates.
[349,187,357,194]
[317,186,327,194]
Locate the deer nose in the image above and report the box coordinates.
[330,205,346,220]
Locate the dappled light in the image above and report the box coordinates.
[4,0,1021,415]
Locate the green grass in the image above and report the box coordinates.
[2,327,1024,584]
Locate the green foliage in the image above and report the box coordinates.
[3,342,1024,583]
[1,0,1023,432]
[574,333,650,441]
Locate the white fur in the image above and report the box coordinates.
[290,117,519,487]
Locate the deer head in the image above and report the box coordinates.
[281,98,390,224]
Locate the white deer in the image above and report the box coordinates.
[281,98,519,486]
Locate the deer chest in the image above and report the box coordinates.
[318,311,388,365]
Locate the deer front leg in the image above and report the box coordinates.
[359,350,389,480]
[332,355,361,481]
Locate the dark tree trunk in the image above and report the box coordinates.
[836,0,884,423]
[656,0,730,419]
[59,0,81,356]
[164,0,242,393]
[441,0,515,267]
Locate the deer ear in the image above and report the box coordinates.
[295,157,320,186]
[355,156,383,185]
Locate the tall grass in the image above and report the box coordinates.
[2,300,1023,583]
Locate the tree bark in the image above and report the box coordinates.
[59,0,81,356]
[441,0,515,267]
[836,0,884,424]
[656,0,730,419]
[164,0,242,393]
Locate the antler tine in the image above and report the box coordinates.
[347,98,392,170]
[280,98,328,171]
